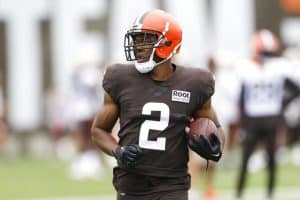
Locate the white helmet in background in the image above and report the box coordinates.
[252,29,280,55]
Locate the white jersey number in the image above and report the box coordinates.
[245,80,283,116]
[138,102,169,151]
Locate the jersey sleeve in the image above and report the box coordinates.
[203,72,215,103]
[103,65,120,103]
[199,70,215,104]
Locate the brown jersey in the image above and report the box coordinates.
[103,63,214,177]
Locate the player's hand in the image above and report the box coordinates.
[188,133,222,162]
[112,144,142,168]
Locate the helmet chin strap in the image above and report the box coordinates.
[134,55,172,73]
[135,46,175,74]
[134,59,157,73]
[134,32,178,74]
[135,37,162,73]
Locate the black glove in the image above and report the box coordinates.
[188,134,222,162]
[112,144,142,168]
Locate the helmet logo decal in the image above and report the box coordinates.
[133,11,149,27]
[162,22,170,35]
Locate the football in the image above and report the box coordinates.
[187,118,217,139]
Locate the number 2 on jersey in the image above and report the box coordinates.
[139,102,169,151]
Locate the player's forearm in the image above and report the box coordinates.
[202,108,225,151]
[283,78,300,107]
[91,127,118,156]
[204,110,226,152]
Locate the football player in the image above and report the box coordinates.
[235,29,300,200]
[68,64,105,180]
[91,9,225,200]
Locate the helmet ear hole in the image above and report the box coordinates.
[154,40,172,58]
[164,41,172,47]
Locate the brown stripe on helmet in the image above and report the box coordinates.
[133,11,151,26]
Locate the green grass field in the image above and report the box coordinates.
[0,158,299,200]
[0,159,114,200]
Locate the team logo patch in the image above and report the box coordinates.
[172,90,191,103]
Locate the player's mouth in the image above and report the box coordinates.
[136,50,151,62]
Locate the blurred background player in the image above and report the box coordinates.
[45,84,75,160]
[68,63,105,180]
[235,29,300,200]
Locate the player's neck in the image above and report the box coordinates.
[150,60,174,81]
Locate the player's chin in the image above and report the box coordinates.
[136,58,149,63]
[137,60,146,63]
[136,54,151,62]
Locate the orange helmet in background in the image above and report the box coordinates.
[252,29,281,55]
[124,9,182,73]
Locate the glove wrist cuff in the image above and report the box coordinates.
[112,146,121,159]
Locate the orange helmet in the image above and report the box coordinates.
[124,9,182,73]
[252,29,280,54]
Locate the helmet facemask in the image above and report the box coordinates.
[124,29,167,73]
[124,29,161,61]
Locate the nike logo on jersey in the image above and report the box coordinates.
[172,90,191,103]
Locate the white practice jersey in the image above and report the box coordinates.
[71,65,103,121]
[235,57,295,117]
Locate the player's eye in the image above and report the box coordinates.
[144,33,158,44]
[131,34,144,45]
[131,33,158,46]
